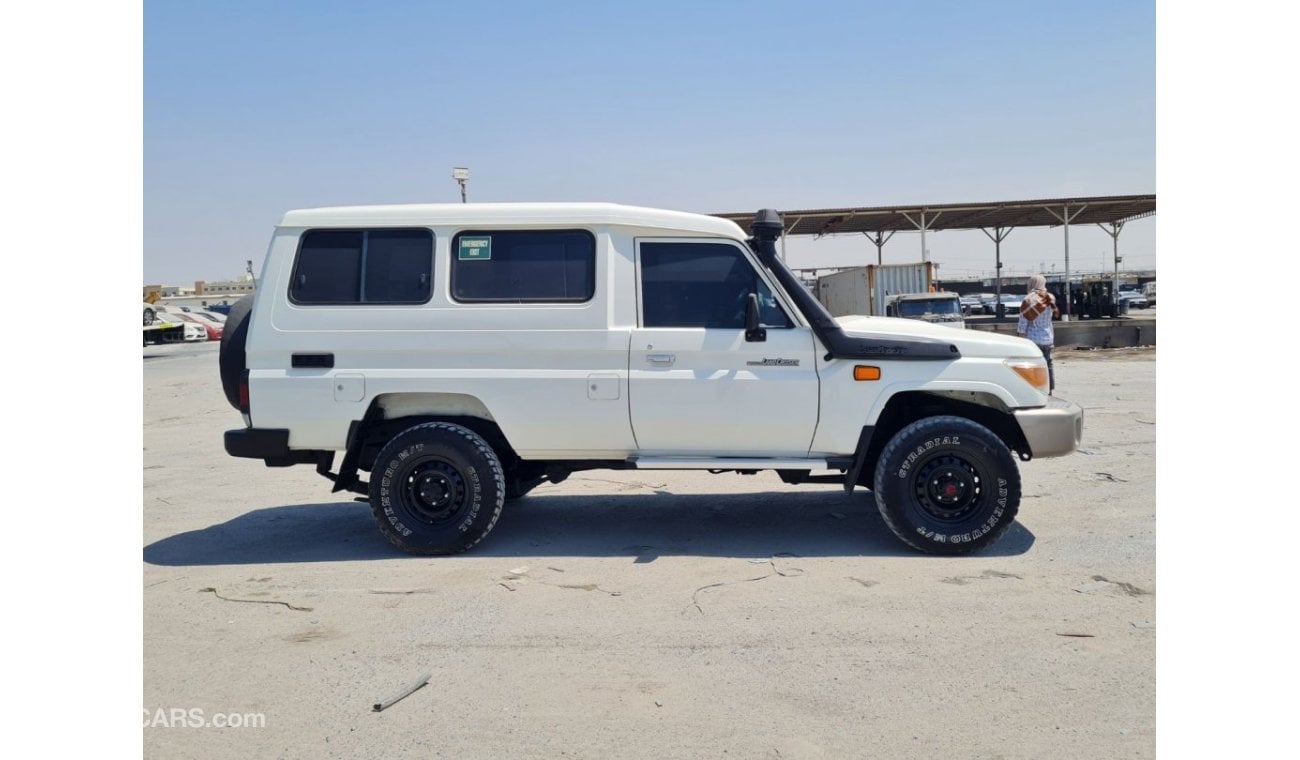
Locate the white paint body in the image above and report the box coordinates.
[244,203,1048,461]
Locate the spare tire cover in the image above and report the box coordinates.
[219,295,255,410]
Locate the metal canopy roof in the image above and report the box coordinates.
[711,194,1155,237]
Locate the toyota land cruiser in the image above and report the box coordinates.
[221,203,1082,555]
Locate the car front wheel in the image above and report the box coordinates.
[872,415,1021,555]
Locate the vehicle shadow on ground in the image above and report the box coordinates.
[143,490,1035,566]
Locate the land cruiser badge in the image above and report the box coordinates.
[746,358,800,367]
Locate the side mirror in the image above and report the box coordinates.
[745,293,767,342]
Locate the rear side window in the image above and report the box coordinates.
[290,229,433,305]
[451,230,595,303]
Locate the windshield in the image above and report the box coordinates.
[897,298,961,317]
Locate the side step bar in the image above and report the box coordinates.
[629,457,831,470]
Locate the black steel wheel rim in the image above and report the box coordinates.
[913,453,983,523]
[401,458,468,525]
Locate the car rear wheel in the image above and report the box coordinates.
[369,422,506,555]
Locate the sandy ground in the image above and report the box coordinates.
[143,343,1155,759]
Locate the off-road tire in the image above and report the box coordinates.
[369,422,506,555]
[218,295,254,410]
[873,415,1021,555]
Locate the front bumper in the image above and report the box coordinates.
[1014,397,1084,458]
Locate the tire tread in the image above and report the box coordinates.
[369,422,506,556]
[873,415,1020,555]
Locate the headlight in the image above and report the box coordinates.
[1006,358,1050,394]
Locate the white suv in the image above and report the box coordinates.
[222,203,1082,556]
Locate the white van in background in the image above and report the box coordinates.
[884,292,966,328]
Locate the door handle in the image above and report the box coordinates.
[646,353,676,366]
[292,353,335,369]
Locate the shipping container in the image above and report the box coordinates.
[815,262,937,317]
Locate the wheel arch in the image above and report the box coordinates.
[325,393,554,496]
[853,390,1030,488]
[354,394,518,471]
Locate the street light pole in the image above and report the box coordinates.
[451,167,469,203]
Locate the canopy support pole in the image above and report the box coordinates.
[979,226,1014,318]
[862,230,896,266]
[900,210,943,263]
[780,216,803,261]
[1097,221,1125,315]
[1045,203,1088,321]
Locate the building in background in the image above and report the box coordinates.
[194,274,256,296]
[144,274,257,312]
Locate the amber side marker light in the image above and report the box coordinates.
[1007,361,1049,393]
[853,365,881,381]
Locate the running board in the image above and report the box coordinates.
[630,457,829,470]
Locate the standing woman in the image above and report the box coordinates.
[1017,275,1060,394]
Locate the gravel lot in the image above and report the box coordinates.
[144,343,1155,759]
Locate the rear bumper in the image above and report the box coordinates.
[226,428,332,468]
[1014,397,1084,458]
[225,428,292,459]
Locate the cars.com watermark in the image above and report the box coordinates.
[143,708,265,729]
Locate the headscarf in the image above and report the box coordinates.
[1027,274,1047,293]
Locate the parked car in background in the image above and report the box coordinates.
[154,310,209,341]
[982,292,1023,316]
[1118,291,1149,309]
[958,294,983,314]
[170,310,224,340]
[195,310,227,324]
[204,303,235,316]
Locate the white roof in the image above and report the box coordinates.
[279,202,747,238]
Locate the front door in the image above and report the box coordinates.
[629,239,819,456]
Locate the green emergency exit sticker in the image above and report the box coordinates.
[459,236,492,260]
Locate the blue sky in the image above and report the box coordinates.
[145,0,1155,284]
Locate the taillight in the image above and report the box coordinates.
[238,370,250,414]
